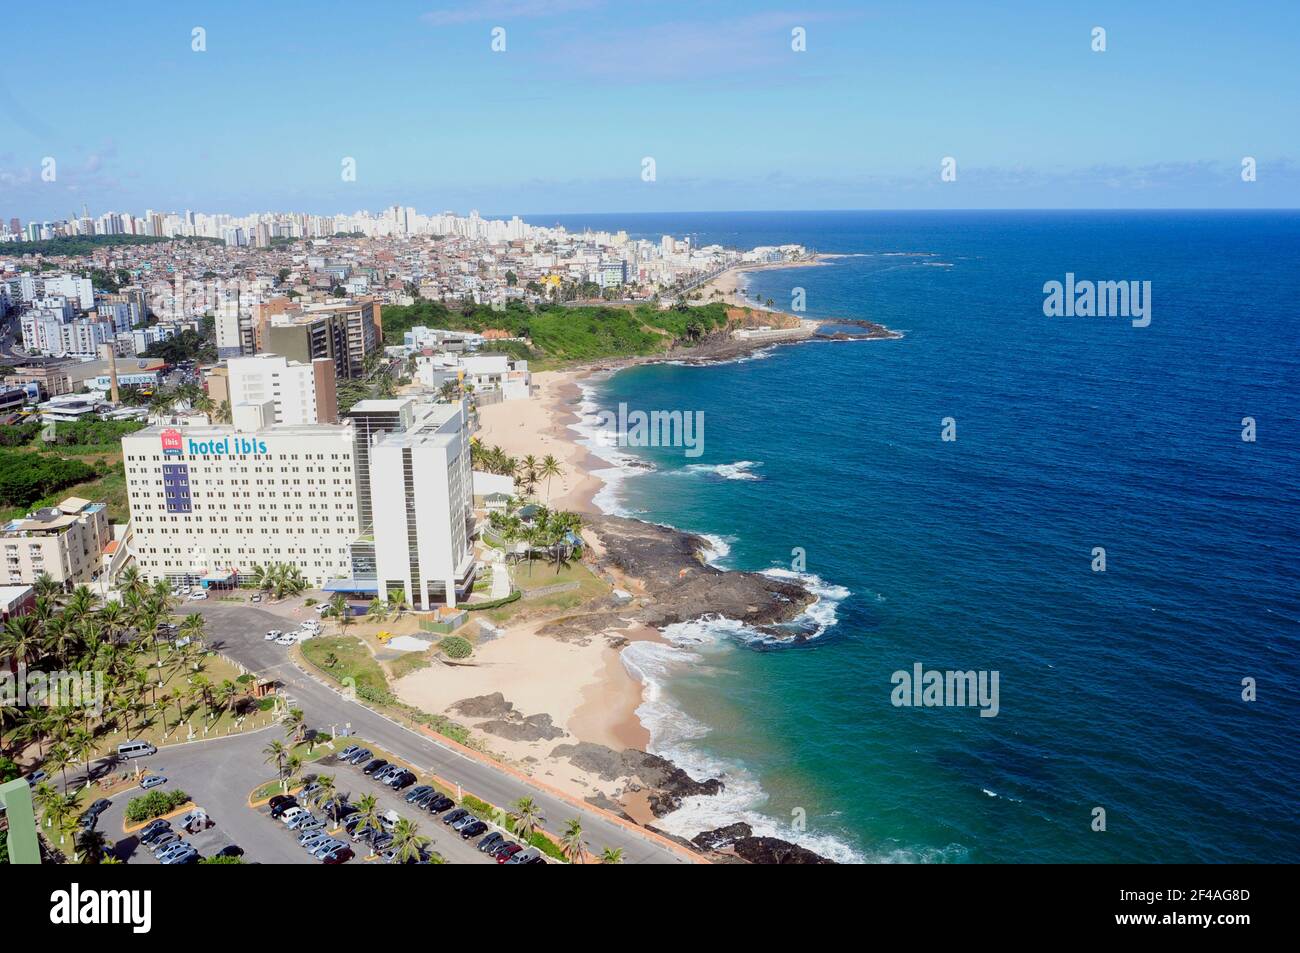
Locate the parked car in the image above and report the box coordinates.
[146,832,180,853]
[460,820,488,839]
[370,833,394,853]
[404,785,433,804]
[119,740,157,759]
[214,845,244,858]
[477,832,506,854]
[494,843,525,863]
[338,745,361,761]
[310,839,345,859]
[138,774,167,790]
[269,798,300,819]
[346,748,373,765]
[274,635,297,646]
[264,630,282,641]
[301,832,333,851]
[287,812,320,831]
[188,591,207,601]
[441,807,468,826]
[505,849,543,865]
[371,764,397,782]
[278,807,308,825]
[250,594,262,602]
[388,771,416,790]
[361,759,389,776]
[24,770,48,787]
[426,795,455,814]
[321,845,354,864]
[156,841,193,862]
[139,819,171,840]
[176,809,208,830]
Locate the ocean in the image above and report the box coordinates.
[550,210,1300,863]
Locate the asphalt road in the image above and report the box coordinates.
[86,728,311,865]
[184,601,693,864]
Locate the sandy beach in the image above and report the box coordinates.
[391,368,659,806]
[697,255,835,312]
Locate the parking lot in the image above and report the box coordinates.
[254,745,544,865]
[82,729,314,864]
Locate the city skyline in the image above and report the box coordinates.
[3,1,1299,217]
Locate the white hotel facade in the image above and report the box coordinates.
[121,399,476,606]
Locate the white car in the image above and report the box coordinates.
[315,603,330,615]
[188,591,208,601]
[302,620,321,632]
[278,806,307,825]
[274,634,298,646]
[264,630,282,641]
[296,628,316,640]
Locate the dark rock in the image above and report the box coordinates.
[451,692,515,718]
[691,822,753,851]
[550,741,723,817]
[479,712,565,742]
[732,836,836,865]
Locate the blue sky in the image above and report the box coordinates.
[2,1,1298,219]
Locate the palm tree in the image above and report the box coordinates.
[538,454,563,504]
[366,599,388,624]
[118,561,148,598]
[179,612,205,646]
[263,739,287,788]
[387,592,408,620]
[329,594,352,630]
[283,754,303,793]
[281,707,306,743]
[599,846,624,864]
[389,817,430,864]
[1,614,43,668]
[561,818,585,863]
[75,828,111,864]
[311,774,337,813]
[513,797,542,843]
[520,455,540,497]
[354,794,381,849]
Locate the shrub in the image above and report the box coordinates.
[464,591,520,611]
[125,789,190,823]
[439,636,472,660]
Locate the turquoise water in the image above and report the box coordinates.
[558,211,1300,863]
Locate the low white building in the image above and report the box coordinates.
[416,352,531,400]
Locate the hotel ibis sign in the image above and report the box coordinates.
[159,429,269,457]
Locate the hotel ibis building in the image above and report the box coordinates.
[120,399,476,604]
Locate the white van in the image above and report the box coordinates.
[118,740,157,760]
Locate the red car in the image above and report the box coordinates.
[322,846,354,865]
[495,843,524,864]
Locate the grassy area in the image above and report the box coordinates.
[0,450,129,523]
[380,299,732,363]
[299,635,390,699]
[87,649,254,759]
[296,636,475,746]
[482,559,610,625]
